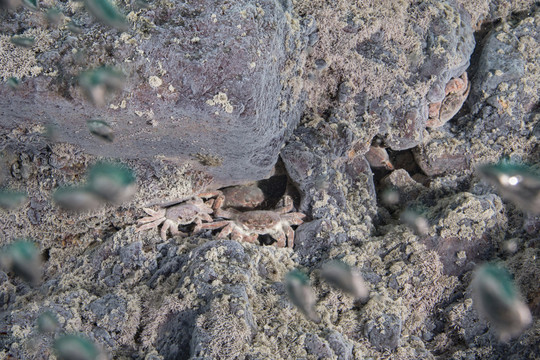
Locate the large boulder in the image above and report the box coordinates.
[0,0,310,186]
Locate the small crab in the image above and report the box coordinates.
[427,72,470,128]
[136,193,218,240]
[198,195,305,248]
[217,184,265,210]
[365,145,394,170]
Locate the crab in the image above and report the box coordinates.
[427,72,470,128]
[365,145,394,170]
[136,193,218,240]
[197,195,305,248]
[217,183,266,210]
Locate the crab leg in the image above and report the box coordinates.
[243,234,258,244]
[283,212,306,225]
[230,228,245,242]
[168,222,188,238]
[198,221,230,230]
[137,208,166,224]
[276,195,294,214]
[274,231,287,248]
[211,193,226,213]
[160,221,171,240]
[284,225,295,248]
[136,218,166,232]
[217,223,233,238]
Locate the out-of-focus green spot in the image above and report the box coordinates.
[399,208,429,235]
[87,119,115,142]
[84,0,128,31]
[67,21,84,34]
[285,269,320,323]
[381,187,399,206]
[87,161,136,203]
[472,263,532,341]
[0,189,28,210]
[321,260,369,300]
[22,0,37,9]
[53,334,100,360]
[478,162,540,215]
[10,36,35,48]
[0,239,41,284]
[37,311,59,333]
[0,0,22,9]
[53,186,100,211]
[45,8,63,26]
[45,122,60,142]
[7,77,20,90]
[134,0,150,9]
[78,66,125,106]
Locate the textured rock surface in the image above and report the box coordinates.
[414,9,539,176]
[1,0,540,359]
[0,0,309,186]
[295,0,475,152]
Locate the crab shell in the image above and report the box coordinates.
[199,196,306,248]
[136,196,214,240]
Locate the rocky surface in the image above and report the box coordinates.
[0,0,310,186]
[1,0,539,359]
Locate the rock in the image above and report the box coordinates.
[281,126,377,263]
[304,0,474,151]
[326,331,354,360]
[151,240,257,359]
[415,12,539,175]
[413,131,472,176]
[380,169,425,205]
[87,294,129,334]
[364,313,402,351]
[423,192,506,276]
[0,0,310,186]
[468,13,538,136]
[304,333,333,359]
[95,234,158,288]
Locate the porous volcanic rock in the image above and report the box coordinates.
[0,0,310,186]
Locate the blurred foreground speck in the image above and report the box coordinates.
[53,186,101,211]
[21,0,36,10]
[87,119,115,142]
[45,8,63,27]
[285,269,320,323]
[83,0,128,31]
[87,161,136,203]
[7,77,20,90]
[37,311,59,333]
[321,260,369,301]
[0,0,21,9]
[472,264,532,341]
[478,162,540,215]
[381,187,400,206]
[53,334,100,360]
[0,189,28,210]
[10,35,35,48]
[78,67,125,106]
[399,209,429,236]
[0,239,41,285]
[67,21,84,34]
[53,162,136,210]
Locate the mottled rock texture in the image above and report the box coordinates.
[414,8,539,176]
[0,0,309,186]
[1,0,540,359]
[295,0,475,152]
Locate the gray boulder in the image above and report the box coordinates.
[0,0,310,186]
